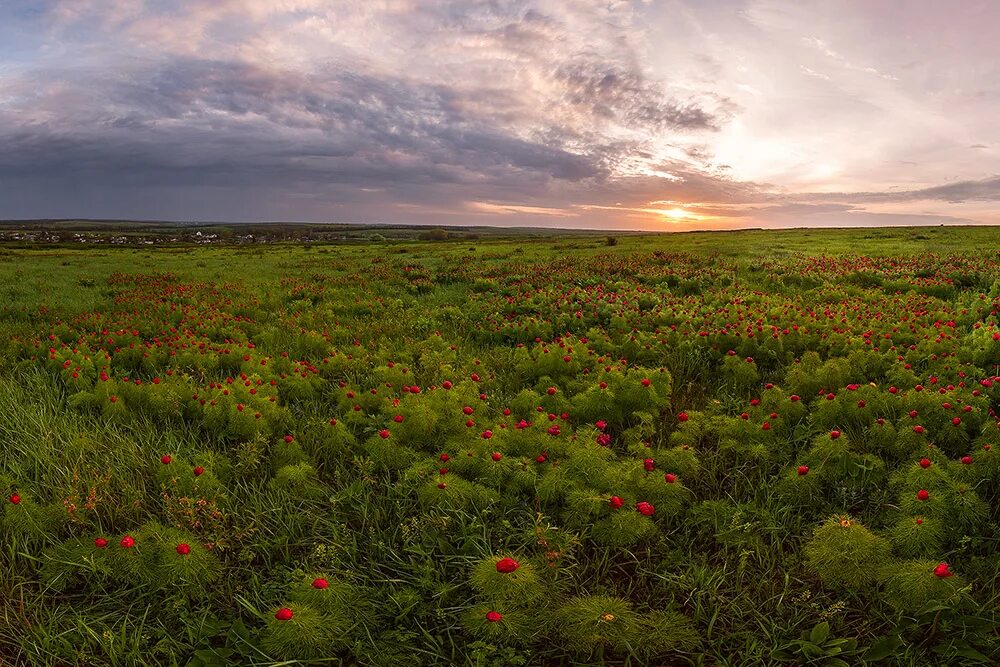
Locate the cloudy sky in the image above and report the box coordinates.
[2,1,999,230]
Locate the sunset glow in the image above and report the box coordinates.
[658,208,698,221]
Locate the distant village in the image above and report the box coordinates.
[0,228,344,245]
[0,222,547,246]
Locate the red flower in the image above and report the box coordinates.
[283,435,294,443]
[797,465,809,476]
[94,537,108,548]
[485,611,503,622]
[609,495,623,509]
[643,458,654,471]
[933,562,954,578]
[312,578,328,589]
[677,411,688,422]
[919,458,931,469]
[193,466,205,476]
[120,535,136,548]
[160,455,172,465]
[636,501,655,516]
[491,452,502,461]
[176,543,191,555]
[379,429,390,439]
[482,430,493,439]
[961,455,973,465]
[829,430,840,440]
[916,489,930,501]
[275,607,293,621]
[664,473,677,484]
[641,378,651,387]
[496,557,520,573]
[8,494,20,505]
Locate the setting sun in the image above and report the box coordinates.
[659,207,695,220]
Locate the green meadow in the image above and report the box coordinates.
[2,226,1000,665]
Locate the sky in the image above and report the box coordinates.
[1,0,999,231]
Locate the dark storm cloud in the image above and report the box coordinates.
[0,57,605,194]
[555,59,718,131]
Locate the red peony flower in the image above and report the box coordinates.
[193,466,205,476]
[919,458,931,469]
[8,494,20,505]
[636,501,655,516]
[120,535,136,548]
[933,562,953,578]
[275,607,293,621]
[176,543,191,555]
[495,557,520,573]
[797,465,809,476]
[161,455,172,465]
[916,489,930,501]
[312,578,328,589]
[609,495,623,509]
[94,537,108,548]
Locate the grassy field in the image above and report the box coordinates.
[2,227,1000,665]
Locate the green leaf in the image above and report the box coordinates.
[800,642,824,658]
[810,622,831,645]
[863,635,902,662]
[769,648,795,661]
[825,659,851,667]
